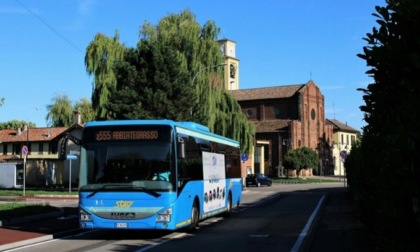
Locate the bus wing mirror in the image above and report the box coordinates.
[177,137,185,159]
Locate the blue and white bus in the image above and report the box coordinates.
[77,119,243,231]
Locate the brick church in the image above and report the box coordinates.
[218,39,333,176]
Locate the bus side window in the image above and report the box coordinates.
[178,136,203,185]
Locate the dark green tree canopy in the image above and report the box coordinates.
[85,9,255,153]
[346,0,420,250]
[283,147,319,172]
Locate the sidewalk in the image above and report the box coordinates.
[0,196,79,251]
[305,187,369,252]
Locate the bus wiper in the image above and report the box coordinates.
[87,184,120,198]
[86,184,161,198]
[134,187,161,198]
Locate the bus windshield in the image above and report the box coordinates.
[78,125,175,192]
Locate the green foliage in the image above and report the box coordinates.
[85,32,125,120]
[86,9,255,153]
[349,0,420,250]
[74,98,95,123]
[0,120,36,130]
[46,95,73,127]
[283,147,319,174]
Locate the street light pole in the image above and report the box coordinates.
[191,63,227,85]
[23,108,38,195]
[190,63,227,116]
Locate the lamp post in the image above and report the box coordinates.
[191,63,227,85]
[190,63,227,116]
[23,108,38,195]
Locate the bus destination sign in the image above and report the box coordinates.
[95,130,159,141]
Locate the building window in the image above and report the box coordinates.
[274,107,280,119]
[311,108,316,120]
[230,63,236,78]
[13,144,21,155]
[38,143,43,154]
[3,144,7,155]
[246,109,253,118]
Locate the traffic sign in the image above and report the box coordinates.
[22,145,28,156]
[241,153,248,162]
[66,154,78,160]
[340,150,347,159]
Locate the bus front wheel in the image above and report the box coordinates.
[188,201,199,232]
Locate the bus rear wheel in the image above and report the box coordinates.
[188,201,199,232]
[223,193,232,217]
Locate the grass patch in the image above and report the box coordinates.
[0,202,59,220]
[0,189,78,196]
[273,177,342,184]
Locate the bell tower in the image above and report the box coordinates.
[218,39,239,90]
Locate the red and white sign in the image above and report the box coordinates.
[22,145,28,156]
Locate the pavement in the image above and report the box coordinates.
[0,196,80,251]
[0,181,369,252]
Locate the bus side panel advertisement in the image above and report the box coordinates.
[202,152,226,212]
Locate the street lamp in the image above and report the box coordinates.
[191,63,227,85]
[23,107,38,196]
[190,63,227,116]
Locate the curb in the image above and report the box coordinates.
[0,234,53,251]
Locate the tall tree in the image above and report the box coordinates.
[74,98,95,123]
[85,9,254,153]
[85,32,125,120]
[138,9,254,153]
[46,95,73,127]
[351,0,420,249]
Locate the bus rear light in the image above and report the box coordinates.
[80,209,92,221]
[156,208,172,222]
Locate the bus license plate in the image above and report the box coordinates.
[116,222,128,228]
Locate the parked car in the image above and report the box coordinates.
[246,173,272,187]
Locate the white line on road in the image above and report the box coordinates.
[290,194,325,252]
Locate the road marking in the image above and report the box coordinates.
[135,232,187,252]
[290,195,325,252]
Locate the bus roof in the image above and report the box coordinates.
[84,119,240,147]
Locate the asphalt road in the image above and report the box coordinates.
[7,182,347,252]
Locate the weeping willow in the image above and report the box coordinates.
[85,32,125,119]
[85,9,254,154]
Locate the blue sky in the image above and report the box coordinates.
[0,0,386,131]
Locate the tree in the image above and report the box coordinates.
[46,95,73,127]
[283,147,319,176]
[108,40,194,121]
[85,32,125,120]
[0,120,36,130]
[85,9,255,153]
[350,0,420,249]
[74,98,95,123]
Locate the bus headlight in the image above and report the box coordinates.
[156,208,172,222]
[79,209,92,221]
